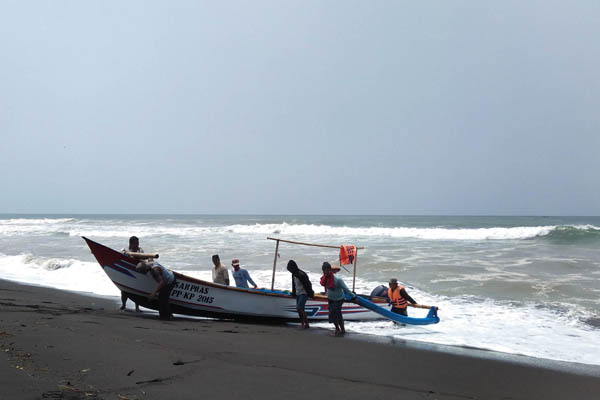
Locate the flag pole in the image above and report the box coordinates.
[352,249,358,292]
[271,239,280,290]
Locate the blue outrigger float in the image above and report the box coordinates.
[352,295,439,325]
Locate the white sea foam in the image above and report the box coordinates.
[319,288,600,366]
[0,254,119,296]
[218,223,582,240]
[0,218,74,235]
[0,218,76,225]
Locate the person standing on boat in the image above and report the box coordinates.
[139,260,176,320]
[387,278,417,316]
[231,259,258,289]
[212,255,230,285]
[320,262,357,337]
[287,260,315,329]
[120,236,142,312]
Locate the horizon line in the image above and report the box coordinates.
[1,213,599,218]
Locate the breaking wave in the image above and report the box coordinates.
[0,254,79,271]
[541,225,600,244]
[1,217,599,242]
[0,253,117,296]
[65,223,598,241]
[225,223,600,241]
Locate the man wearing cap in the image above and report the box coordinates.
[231,259,258,289]
[387,278,417,316]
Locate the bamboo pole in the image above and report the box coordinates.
[352,249,358,292]
[408,303,439,310]
[367,296,439,310]
[270,239,280,290]
[123,251,159,259]
[267,237,364,250]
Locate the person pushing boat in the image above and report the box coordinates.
[387,278,416,316]
[137,260,176,320]
[320,262,357,337]
[120,236,143,312]
[287,260,314,329]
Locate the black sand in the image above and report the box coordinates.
[1,279,599,399]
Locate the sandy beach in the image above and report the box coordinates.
[1,279,599,400]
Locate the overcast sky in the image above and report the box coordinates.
[1,1,599,215]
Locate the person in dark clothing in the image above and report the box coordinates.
[287,260,315,329]
[387,278,417,316]
[138,260,176,320]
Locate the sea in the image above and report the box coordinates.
[1,214,599,366]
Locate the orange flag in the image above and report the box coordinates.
[339,245,356,265]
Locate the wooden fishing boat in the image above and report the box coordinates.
[83,236,439,324]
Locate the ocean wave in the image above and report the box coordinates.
[0,218,79,236]
[0,253,117,296]
[224,223,574,241]
[541,225,600,244]
[74,223,559,240]
[0,218,76,225]
[1,254,79,271]
[1,217,599,242]
[42,259,77,270]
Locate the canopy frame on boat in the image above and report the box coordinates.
[267,237,364,291]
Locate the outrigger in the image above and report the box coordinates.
[83,236,439,325]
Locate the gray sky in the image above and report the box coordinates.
[1,1,599,215]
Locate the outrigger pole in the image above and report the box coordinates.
[267,237,364,291]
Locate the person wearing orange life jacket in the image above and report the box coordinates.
[387,278,417,316]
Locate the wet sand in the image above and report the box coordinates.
[1,279,599,399]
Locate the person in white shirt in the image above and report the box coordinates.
[211,254,230,285]
[120,236,142,312]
